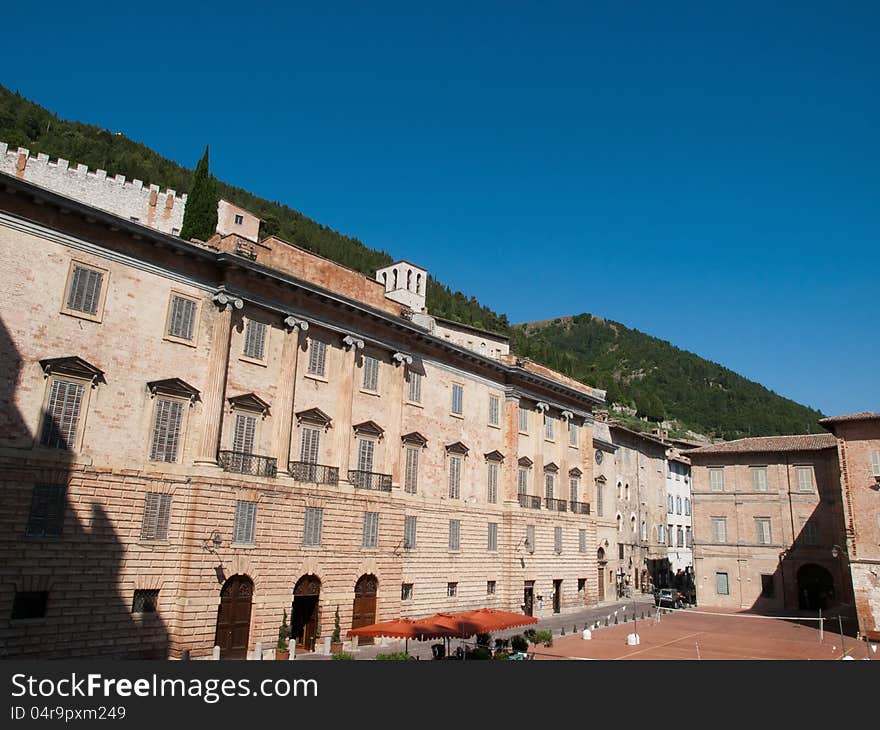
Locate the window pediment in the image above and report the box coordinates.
[518,456,534,468]
[146,378,200,403]
[544,462,559,473]
[569,467,583,477]
[296,407,333,429]
[353,420,384,439]
[484,450,505,463]
[40,356,105,385]
[446,441,469,456]
[228,392,270,416]
[401,431,428,447]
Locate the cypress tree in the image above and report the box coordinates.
[179,145,218,241]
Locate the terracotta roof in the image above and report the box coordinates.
[819,412,880,425]
[687,433,837,455]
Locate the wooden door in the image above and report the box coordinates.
[215,575,253,659]
[352,574,378,645]
[553,579,562,613]
[523,582,534,616]
[597,567,605,601]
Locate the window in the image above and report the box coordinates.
[449,519,461,550]
[362,355,379,391]
[489,395,500,426]
[234,214,244,225]
[131,589,159,614]
[658,524,665,544]
[26,484,66,537]
[676,526,684,547]
[578,578,586,594]
[676,496,682,514]
[166,294,197,341]
[404,446,420,494]
[233,501,257,544]
[716,572,730,595]
[149,398,184,462]
[303,507,323,547]
[755,518,772,545]
[517,467,529,495]
[667,524,673,547]
[487,461,499,504]
[451,383,463,415]
[618,542,624,560]
[526,525,535,553]
[709,467,724,492]
[488,522,498,551]
[596,482,604,516]
[40,379,84,449]
[579,529,587,553]
[404,515,417,550]
[307,338,327,376]
[760,574,775,599]
[401,583,413,601]
[711,517,727,543]
[518,406,529,433]
[232,413,256,455]
[796,465,814,493]
[300,427,320,464]
[11,590,48,619]
[751,466,769,492]
[544,415,554,440]
[64,263,104,317]
[141,492,172,541]
[569,421,578,447]
[668,495,674,513]
[871,451,880,477]
[800,517,818,545]
[357,438,375,473]
[569,477,579,504]
[545,473,555,501]
[684,498,691,516]
[448,454,462,498]
[640,521,647,541]
[407,370,422,403]
[362,511,379,548]
[447,582,458,597]
[243,320,267,360]
[686,526,692,547]
[487,580,496,596]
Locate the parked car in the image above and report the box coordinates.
[654,588,686,608]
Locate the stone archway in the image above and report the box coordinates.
[351,574,378,644]
[291,574,321,651]
[797,563,835,610]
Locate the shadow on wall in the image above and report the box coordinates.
[0,316,170,658]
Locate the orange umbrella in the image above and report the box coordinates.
[347,617,457,640]
[426,609,538,637]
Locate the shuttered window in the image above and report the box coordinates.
[404,515,417,549]
[307,339,327,376]
[451,384,463,415]
[362,511,379,548]
[596,483,604,516]
[871,451,880,477]
[141,492,172,541]
[579,529,587,553]
[709,467,724,492]
[26,484,66,537]
[751,466,769,492]
[800,517,818,545]
[404,446,419,494]
[796,466,814,492]
[407,370,422,403]
[716,572,730,595]
[149,398,183,462]
[676,496,682,514]
[544,415,554,440]
[66,264,103,315]
[233,501,257,544]
[755,518,772,545]
[519,406,529,432]
[685,498,691,516]
[362,356,379,391]
[448,455,462,498]
[569,422,578,446]
[668,495,674,513]
[448,519,461,550]
[488,522,498,551]
[711,517,727,543]
[167,295,196,341]
[40,379,84,449]
[686,526,692,547]
[569,477,579,503]
[357,438,375,473]
[676,526,684,547]
[667,523,674,547]
[300,427,321,463]
[243,320,267,360]
[487,461,498,504]
[545,473,554,501]
[488,395,500,426]
[554,526,563,554]
[232,413,256,454]
[517,468,528,495]
[303,507,323,547]
[526,524,535,553]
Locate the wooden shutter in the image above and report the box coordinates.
[796,466,813,492]
[233,414,256,455]
[519,407,528,432]
[363,356,379,391]
[149,398,183,462]
[569,477,579,503]
[569,422,578,446]
[357,439,375,473]
[518,468,528,495]
[545,473,554,500]
[404,515,417,549]
[303,507,322,546]
[487,462,498,503]
[300,427,320,464]
[234,501,257,544]
[579,529,587,553]
[596,483,603,516]
[141,492,172,540]
[526,524,535,553]
[449,520,460,550]
[554,526,563,554]
[243,320,267,360]
[41,379,84,449]
[488,522,497,551]
[67,265,103,314]
[307,339,326,375]
[489,395,499,425]
[168,296,196,340]
[544,415,554,440]
[448,455,461,498]
[407,370,421,402]
[404,446,419,494]
[871,451,880,477]
[362,512,378,547]
[452,384,463,414]
[710,468,724,491]
[26,484,66,537]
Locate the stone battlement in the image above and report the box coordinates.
[0,141,186,235]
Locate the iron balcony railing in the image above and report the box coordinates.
[348,469,392,492]
[518,493,542,509]
[545,497,568,512]
[569,500,591,515]
[218,450,277,478]
[289,461,339,486]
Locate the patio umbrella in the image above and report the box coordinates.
[347,617,459,654]
[417,609,539,658]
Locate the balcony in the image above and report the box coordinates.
[348,469,392,492]
[569,500,591,515]
[289,461,339,486]
[518,493,542,510]
[545,497,568,512]
[218,450,277,477]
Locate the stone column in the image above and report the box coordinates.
[194,291,242,465]
[272,316,308,468]
[335,335,363,477]
[385,352,410,482]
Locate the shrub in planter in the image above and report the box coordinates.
[332,652,354,661]
[469,647,492,660]
[510,635,529,653]
[276,610,290,660]
[330,606,343,654]
[527,630,553,647]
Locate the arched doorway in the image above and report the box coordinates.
[351,574,378,644]
[291,574,321,652]
[797,563,835,610]
[214,575,254,659]
[597,548,606,602]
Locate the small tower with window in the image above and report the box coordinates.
[375,260,428,312]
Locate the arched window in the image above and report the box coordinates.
[382,271,387,288]
[407,269,412,290]
[624,484,630,501]
[416,273,422,293]
[393,269,398,289]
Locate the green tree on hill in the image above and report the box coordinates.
[179,145,218,242]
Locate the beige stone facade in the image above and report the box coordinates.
[0,171,604,658]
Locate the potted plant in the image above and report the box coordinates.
[330,605,344,654]
[276,609,290,660]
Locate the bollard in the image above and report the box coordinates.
[614,614,619,625]
[626,633,641,646]
[582,629,592,641]
[560,626,565,636]
[213,645,221,660]
[605,616,610,627]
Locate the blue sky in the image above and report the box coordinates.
[3,1,878,416]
